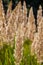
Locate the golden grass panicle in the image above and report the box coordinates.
[26,7,36,41]
[22,1,28,39]
[14,2,24,65]
[6,0,12,22]
[0,0,6,42]
[4,2,22,43]
[37,5,42,31]
[31,17,43,63]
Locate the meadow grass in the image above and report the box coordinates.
[0,38,43,65]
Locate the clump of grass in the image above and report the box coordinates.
[0,38,43,65]
[0,38,15,65]
[20,38,41,65]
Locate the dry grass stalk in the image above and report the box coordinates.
[6,0,12,22]
[23,1,27,17]
[31,6,43,63]
[14,1,28,65]
[22,1,28,38]
[31,5,42,53]
[14,2,24,65]
[37,5,42,31]
[0,0,6,44]
[4,2,22,43]
[26,7,36,41]
[35,18,43,63]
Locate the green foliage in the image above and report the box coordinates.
[0,38,43,65]
[20,38,41,65]
[0,40,15,65]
